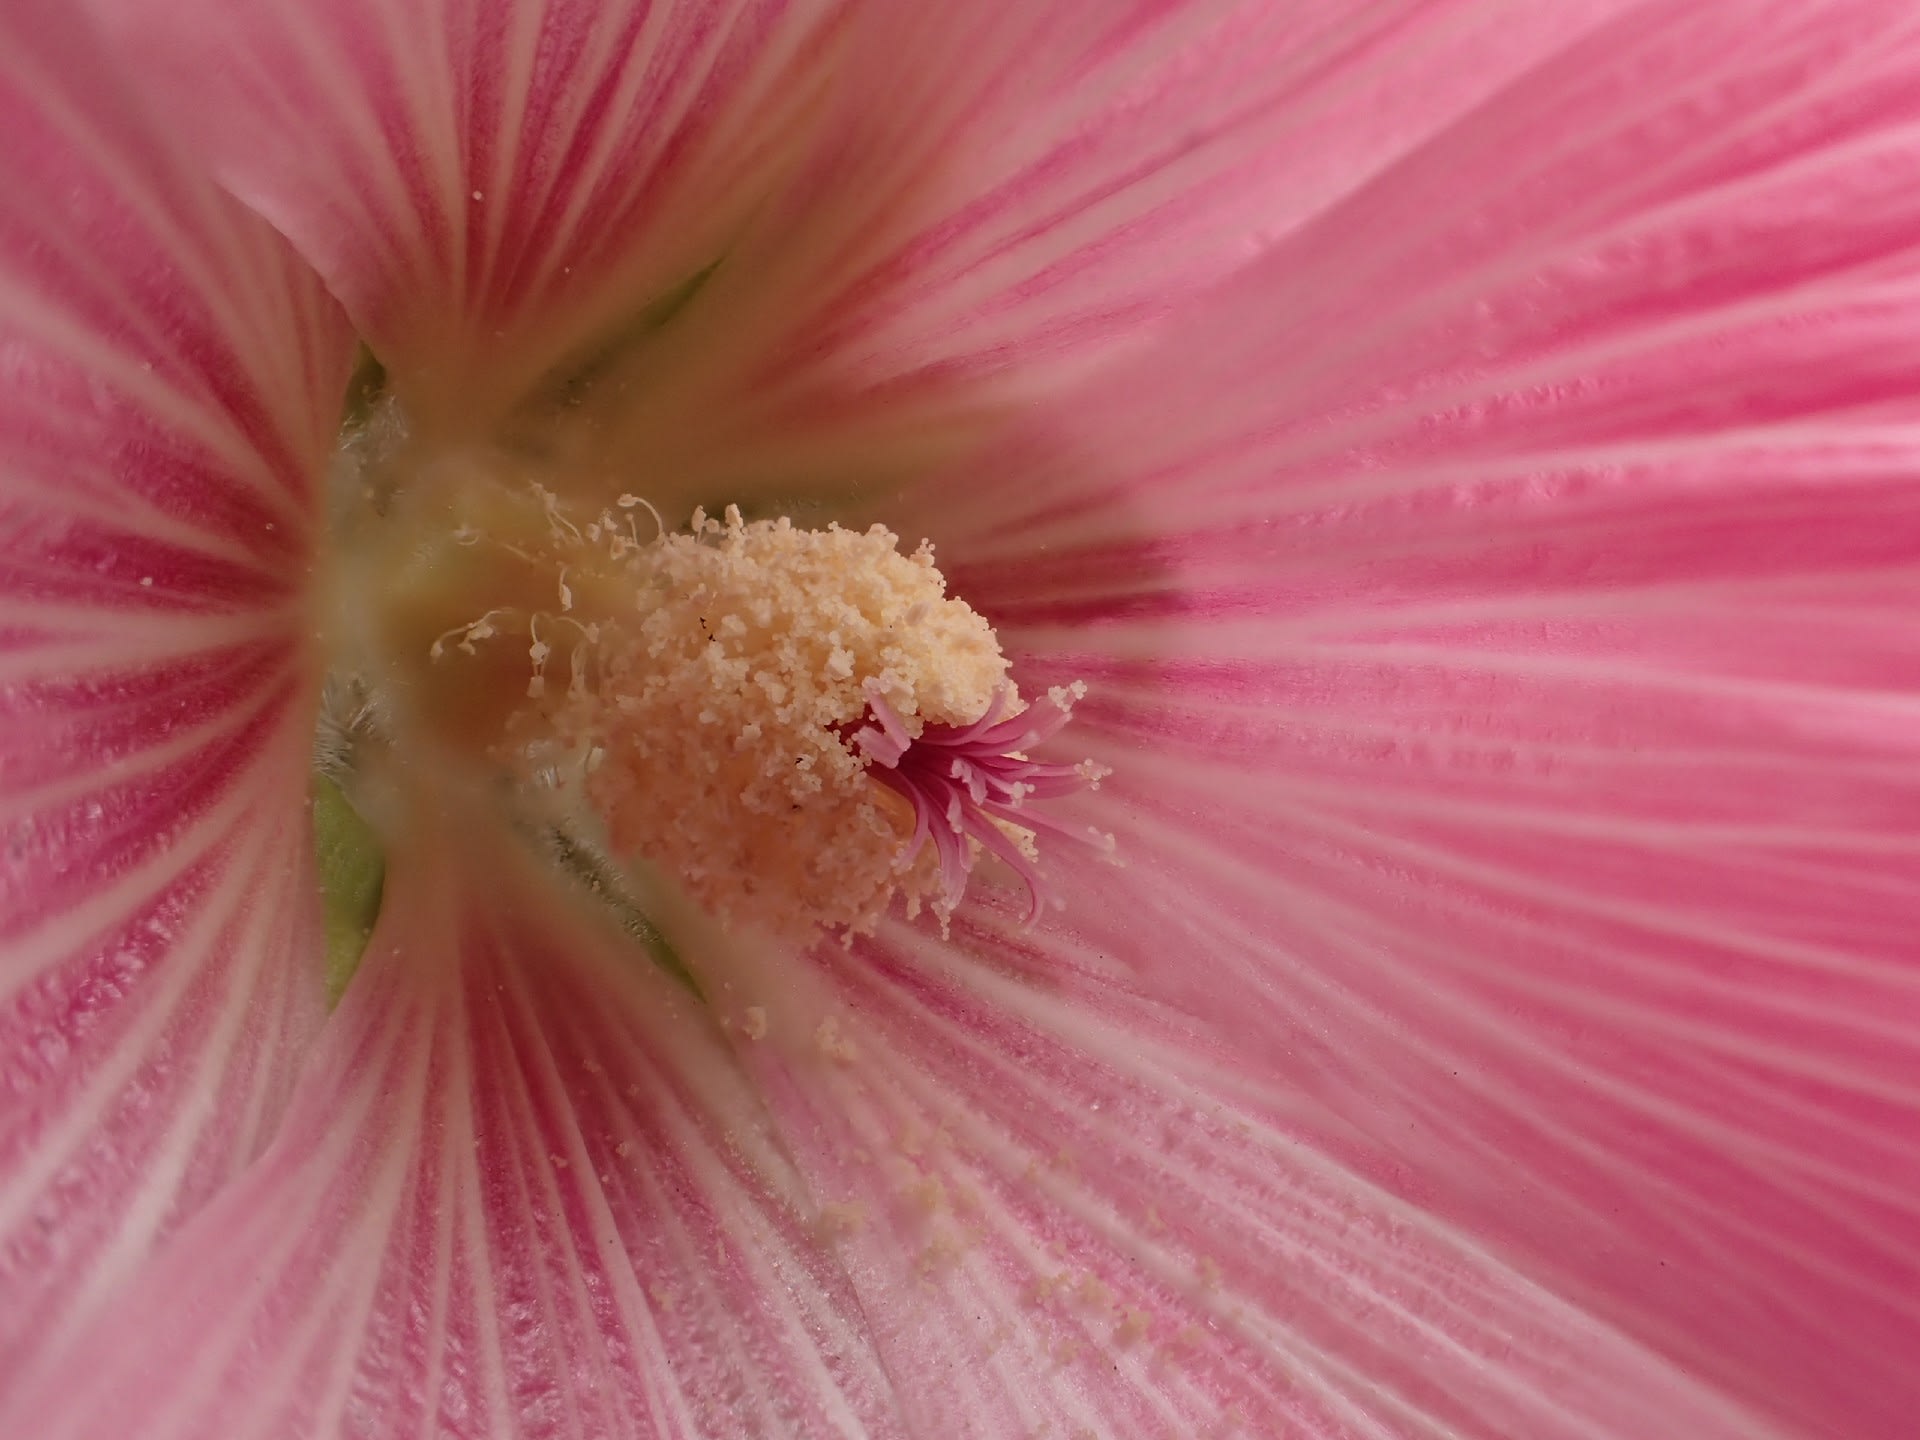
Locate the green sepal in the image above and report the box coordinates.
[312,774,386,1006]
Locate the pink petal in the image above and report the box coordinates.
[89,0,1639,427]
[3,827,912,1440]
[713,928,1772,1438]
[768,0,1642,397]
[88,0,853,407]
[0,0,349,1373]
[912,5,1920,1434]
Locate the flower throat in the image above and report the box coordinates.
[322,413,1108,947]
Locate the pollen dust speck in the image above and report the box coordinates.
[492,503,1110,943]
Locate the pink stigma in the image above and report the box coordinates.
[852,682,1110,923]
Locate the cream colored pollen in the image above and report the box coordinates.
[505,503,1015,941]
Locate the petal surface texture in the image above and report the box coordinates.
[711,926,1775,1439]
[0,0,348,1381]
[922,4,1920,1436]
[15,1,1920,1439]
[5,829,917,1440]
[89,0,1638,436]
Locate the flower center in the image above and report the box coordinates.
[325,424,1107,945]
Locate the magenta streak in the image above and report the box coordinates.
[853,683,1105,922]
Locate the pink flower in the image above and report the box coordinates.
[3,0,1918,1436]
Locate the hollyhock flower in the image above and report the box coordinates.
[3,0,1919,1436]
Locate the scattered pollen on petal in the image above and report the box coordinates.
[817,1201,868,1242]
